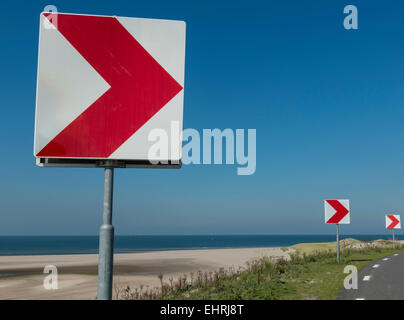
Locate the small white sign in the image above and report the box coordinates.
[386,215,401,229]
[324,199,350,224]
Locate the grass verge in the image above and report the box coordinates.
[159,246,403,300]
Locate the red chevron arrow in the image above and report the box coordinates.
[387,215,400,229]
[326,200,349,224]
[37,13,183,158]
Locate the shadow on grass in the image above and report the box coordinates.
[346,259,372,262]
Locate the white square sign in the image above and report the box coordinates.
[324,199,350,224]
[34,12,186,167]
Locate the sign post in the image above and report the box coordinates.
[336,224,340,263]
[386,215,401,249]
[98,163,115,299]
[34,12,186,300]
[324,200,350,263]
[393,230,395,249]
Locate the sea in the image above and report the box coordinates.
[0,234,398,256]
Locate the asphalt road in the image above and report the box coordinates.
[338,251,404,300]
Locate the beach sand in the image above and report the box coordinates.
[0,247,290,300]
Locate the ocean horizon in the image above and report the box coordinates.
[0,234,399,256]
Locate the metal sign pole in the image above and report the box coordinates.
[97,165,115,300]
[393,230,395,249]
[336,224,340,263]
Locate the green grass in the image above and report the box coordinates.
[162,246,403,300]
[291,242,337,254]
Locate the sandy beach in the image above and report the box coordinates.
[0,247,290,300]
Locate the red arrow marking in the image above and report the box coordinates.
[37,13,183,158]
[387,215,399,229]
[326,200,349,224]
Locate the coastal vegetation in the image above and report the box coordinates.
[116,239,403,300]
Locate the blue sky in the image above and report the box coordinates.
[1,0,404,235]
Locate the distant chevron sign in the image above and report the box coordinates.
[324,200,350,224]
[386,215,401,229]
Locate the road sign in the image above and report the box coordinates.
[324,199,350,224]
[386,215,401,229]
[386,214,400,249]
[324,199,350,263]
[34,12,186,167]
[34,11,186,300]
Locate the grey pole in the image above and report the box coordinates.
[393,230,395,249]
[336,224,340,263]
[97,165,115,300]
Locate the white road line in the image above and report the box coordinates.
[372,264,380,268]
[394,254,399,256]
[363,276,371,281]
[383,258,389,261]
[356,298,366,300]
